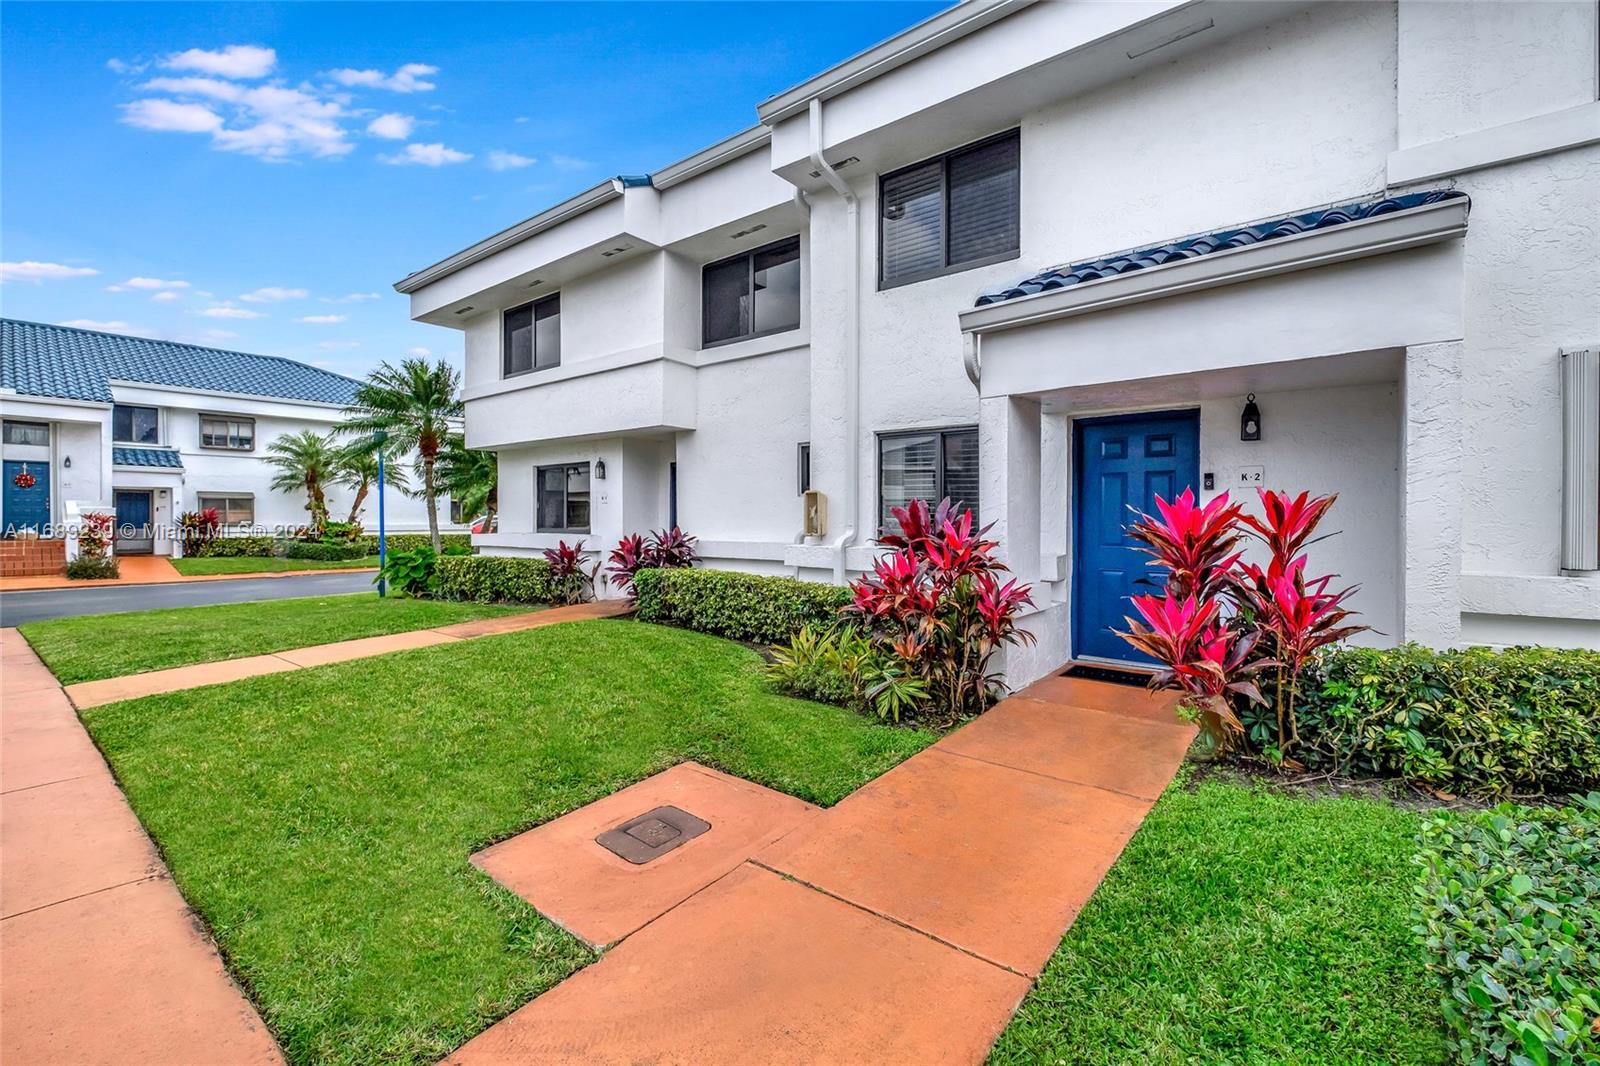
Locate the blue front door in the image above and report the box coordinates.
[113,490,154,554]
[1073,411,1200,663]
[3,460,51,536]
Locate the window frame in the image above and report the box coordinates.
[875,425,980,536]
[112,404,161,445]
[796,442,811,495]
[877,128,1021,291]
[449,498,464,525]
[502,292,562,378]
[2,421,50,447]
[198,413,256,451]
[700,234,803,349]
[196,493,255,527]
[534,462,592,534]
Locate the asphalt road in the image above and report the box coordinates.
[0,570,380,625]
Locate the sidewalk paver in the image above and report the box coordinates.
[0,627,283,1065]
[64,599,631,708]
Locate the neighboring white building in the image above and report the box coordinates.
[0,319,462,556]
[397,0,1600,679]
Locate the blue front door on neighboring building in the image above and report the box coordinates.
[1073,411,1200,663]
[3,460,51,536]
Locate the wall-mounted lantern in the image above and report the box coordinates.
[594,459,606,481]
[63,456,72,469]
[1241,393,1262,442]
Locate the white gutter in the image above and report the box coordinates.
[789,183,812,576]
[808,98,860,585]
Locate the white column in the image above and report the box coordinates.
[1400,340,1464,647]
[979,394,1042,589]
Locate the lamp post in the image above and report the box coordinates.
[373,430,389,597]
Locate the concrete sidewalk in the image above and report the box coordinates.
[449,674,1194,1065]
[0,627,283,1065]
[0,554,376,592]
[66,600,632,708]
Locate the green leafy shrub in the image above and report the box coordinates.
[357,532,472,556]
[633,567,851,645]
[434,555,553,604]
[320,520,363,543]
[375,546,438,597]
[194,535,278,558]
[286,540,368,562]
[767,625,929,723]
[1415,795,1599,1066]
[66,556,119,580]
[1297,645,1600,796]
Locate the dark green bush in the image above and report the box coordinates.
[1415,795,1599,1066]
[66,556,119,580]
[633,567,851,645]
[194,536,278,558]
[434,555,552,604]
[1298,644,1600,796]
[286,540,368,561]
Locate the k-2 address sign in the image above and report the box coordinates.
[1235,465,1266,487]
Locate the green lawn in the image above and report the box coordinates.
[990,771,1444,1065]
[20,594,523,683]
[79,620,935,1065]
[170,555,380,576]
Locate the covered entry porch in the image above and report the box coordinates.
[961,191,1470,685]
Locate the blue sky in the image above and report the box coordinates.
[1,2,943,376]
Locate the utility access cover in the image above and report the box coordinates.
[596,805,711,865]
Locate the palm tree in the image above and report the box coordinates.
[341,358,463,552]
[438,436,498,530]
[265,430,339,532]
[335,440,410,527]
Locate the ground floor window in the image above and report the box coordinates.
[449,498,464,524]
[536,463,590,533]
[197,493,254,527]
[2,421,49,446]
[877,426,979,532]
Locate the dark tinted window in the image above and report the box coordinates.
[536,462,590,532]
[878,427,980,531]
[112,404,159,444]
[702,236,801,347]
[879,129,1020,288]
[504,293,559,376]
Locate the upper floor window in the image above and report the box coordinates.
[504,293,561,376]
[877,426,980,532]
[199,414,255,451]
[879,129,1020,289]
[2,421,49,447]
[702,235,802,347]
[536,462,590,533]
[112,404,159,444]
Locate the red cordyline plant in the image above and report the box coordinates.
[606,527,700,598]
[78,512,115,560]
[542,540,600,605]
[1117,487,1367,760]
[178,508,221,556]
[848,498,1035,723]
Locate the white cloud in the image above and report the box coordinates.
[297,314,346,324]
[322,292,381,303]
[1,261,99,284]
[318,340,361,351]
[406,346,432,357]
[550,154,591,171]
[126,77,351,160]
[58,319,157,337]
[239,286,308,303]
[150,290,183,303]
[198,304,266,319]
[513,116,531,124]
[326,62,437,93]
[380,142,471,167]
[487,150,535,171]
[121,98,224,133]
[366,113,414,139]
[106,57,146,75]
[107,276,190,292]
[162,45,276,80]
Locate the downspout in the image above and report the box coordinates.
[809,97,860,585]
[790,184,812,577]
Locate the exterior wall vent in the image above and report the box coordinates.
[1561,345,1599,573]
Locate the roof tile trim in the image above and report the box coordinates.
[975,190,1469,307]
[112,446,185,469]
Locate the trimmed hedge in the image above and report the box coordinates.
[194,536,278,558]
[286,540,369,562]
[1298,644,1600,797]
[193,532,471,559]
[361,532,472,555]
[633,567,851,645]
[435,555,553,604]
[1415,795,1599,1065]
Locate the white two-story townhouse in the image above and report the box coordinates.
[1,319,460,559]
[398,0,1600,681]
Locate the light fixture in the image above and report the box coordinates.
[63,456,72,469]
[1241,393,1262,442]
[594,459,606,480]
[1126,18,1214,60]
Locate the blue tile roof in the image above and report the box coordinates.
[1,319,360,405]
[112,446,184,469]
[975,189,1469,306]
